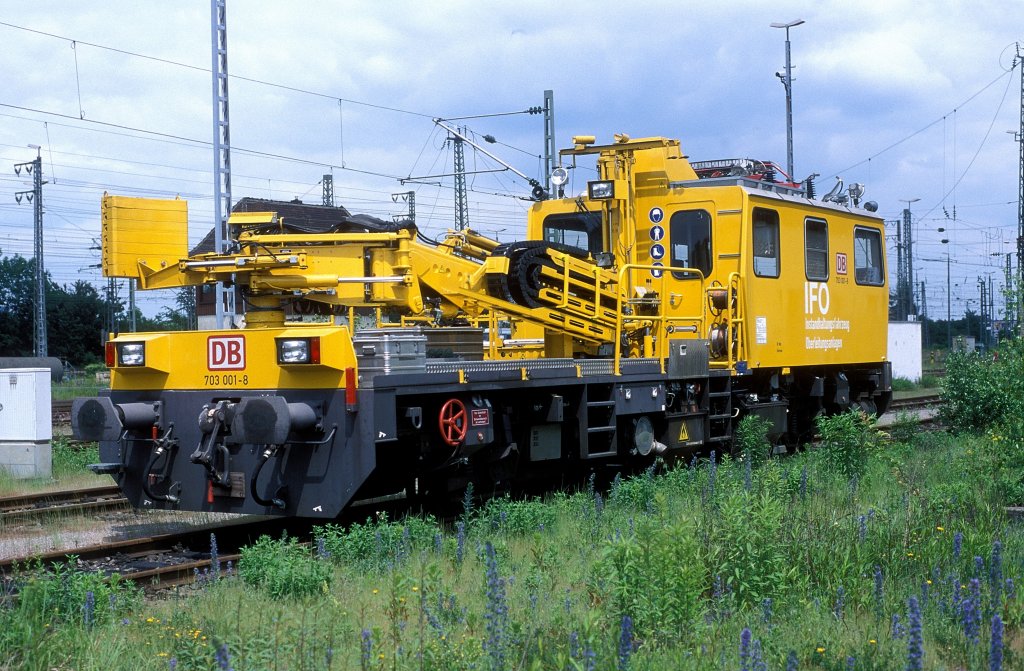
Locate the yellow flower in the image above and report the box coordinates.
[157,653,169,658]
[926,580,933,585]
[936,526,945,532]
[412,586,419,592]
[378,654,386,660]
[372,588,379,595]
[816,647,826,654]
[869,639,877,645]
[907,552,914,558]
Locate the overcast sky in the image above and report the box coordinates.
[0,1,1021,322]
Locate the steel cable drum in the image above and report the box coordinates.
[0,357,64,382]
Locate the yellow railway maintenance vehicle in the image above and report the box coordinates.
[73,134,891,518]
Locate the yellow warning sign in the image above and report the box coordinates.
[678,422,689,442]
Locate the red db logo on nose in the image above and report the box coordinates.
[208,336,246,370]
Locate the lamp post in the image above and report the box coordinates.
[940,234,951,349]
[771,19,804,181]
[900,198,920,317]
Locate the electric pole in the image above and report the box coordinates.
[322,173,334,207]
[1016,43,1024,336]
[452,129,468,231]
[771,19,804,180]
[543,89,555,192]
[211,0,235,329]
[392,191,415,224]
[14,146,47,357]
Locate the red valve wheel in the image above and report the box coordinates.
[439,398,468,447]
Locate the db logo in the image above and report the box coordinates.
[208,336,246,370]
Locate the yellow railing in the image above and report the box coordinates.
[612,263,706,375]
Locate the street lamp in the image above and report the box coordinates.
[899,198,920,318]
[771,19,804,181]
[940,234,951,349]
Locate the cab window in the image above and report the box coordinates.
[854,226,884,285]
[670,209,712,279]
[752,208,780,278]
[805,218,828,281]
[543,213,602,255]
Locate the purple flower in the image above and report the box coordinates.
[455,522,466,565]
[214,642,233,671]
[834,585,846,621]
[858,515,867,542]
[786,650,798,671]
[990,614,1003,671]
[617,615,634,670]
[739,627,752,671]
[990,540,1003,607]
[360,629,373,671]
[483,542,508,670]
[82,590,95,628]
[907,596,923,671]
[210,533,221,579]
[891,613,905,639]
[873,566,884,617]
[962,578,981,645]
[953,531,963,561]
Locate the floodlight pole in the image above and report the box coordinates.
[772,19,804,180]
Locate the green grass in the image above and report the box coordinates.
[0,437,107,496]
[1,416,1020,670]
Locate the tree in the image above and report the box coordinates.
[0,252,37,357]
[48,280,105,365]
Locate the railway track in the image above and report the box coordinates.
[0,485,127,524]
[0,516,307,591]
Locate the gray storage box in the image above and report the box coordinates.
[354,328,428,386]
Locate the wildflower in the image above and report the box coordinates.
[846,656,856,670]
[210,533,221,580]
[360,629,373,671]
[751,638,766,671]
[455,522,466,565]
[858,515,867,542]
[907,596,923,671]
[891,614,905,639]
[834,585,846,621]
[214,642,233,671]
[786,651,799,671]
[974,556,984,578]
[169,659,177,671]
[315,535,330,560]
[816,647,826,654]
[869,639,877,645]
[961,578,981,645]
[761,598,773,624]
[873,566,884,617]
[953,531,963,561]
[990,540,1003,608]
[739,628,751,671]
[990,614,1003,671]
[483,541,509,671]
[372,588,379,595]
[617,615,634,671]
[83,591,95,629]
[936,526,945,532]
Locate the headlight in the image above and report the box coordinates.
[588,180,615,200]
[118,342,146,367]
[277,337,321,365]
